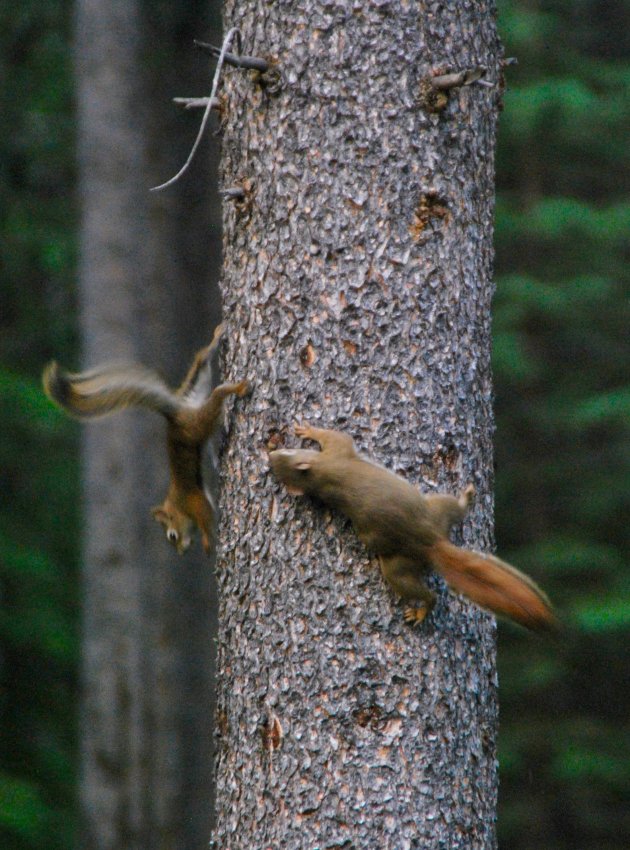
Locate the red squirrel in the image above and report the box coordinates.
[270,423,556,631]
[43,323,248,554]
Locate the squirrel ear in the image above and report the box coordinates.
[295,461,311,471]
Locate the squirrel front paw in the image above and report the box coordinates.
[235,379,250,397]
[295,422,313,440]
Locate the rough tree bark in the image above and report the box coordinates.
[215,1,503,848]
[75,2,221,848]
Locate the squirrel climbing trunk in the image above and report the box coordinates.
[269,425,556,633]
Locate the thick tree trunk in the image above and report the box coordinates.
[215,1,502,847]
[75,2,220,848]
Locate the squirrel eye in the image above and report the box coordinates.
[167,530,179,543]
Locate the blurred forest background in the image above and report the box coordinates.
[0,1,628,849]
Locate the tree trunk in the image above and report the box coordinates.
[215,1,502,847]
[75,2,221,847]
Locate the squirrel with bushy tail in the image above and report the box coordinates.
[43,323,248,554]
[270,422,557,632]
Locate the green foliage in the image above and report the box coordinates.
[0,773,47,843]
[0,3,78,849]
[0,368,66,429]
[495,2,630,848]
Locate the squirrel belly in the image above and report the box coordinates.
[270,423,557,632]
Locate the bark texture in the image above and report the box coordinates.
[215,1,503,848]
[75,2,221,847]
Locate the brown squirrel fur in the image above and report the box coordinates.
[269,423,556,632]
[43,323,248,554]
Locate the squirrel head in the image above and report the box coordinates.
[152,500,194,554]
[268,448,321,496]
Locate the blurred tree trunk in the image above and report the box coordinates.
[215,1,503,847]
[75,2,221,848]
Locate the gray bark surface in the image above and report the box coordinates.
[215,1,502,848]
[75,2,221,847]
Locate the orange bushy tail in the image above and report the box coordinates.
[428,539,557,633]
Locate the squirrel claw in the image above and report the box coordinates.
[403,604,429,626]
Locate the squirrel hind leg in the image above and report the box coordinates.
[378,555,436,625]
[425,487,474,538]
[177,327,226,401]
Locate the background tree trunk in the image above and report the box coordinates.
[215,1,502,847]
[75,2,221,847]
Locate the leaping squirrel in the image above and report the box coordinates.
[43,323,249,554]
[269,423,557,632]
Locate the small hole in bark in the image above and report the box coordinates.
[230,177,255,220]
[433,443,459,471]
[410,191,450,240]
[216,710,229,738]
[354,704,382,729]
[299,342,316,368]
[261,713,283,751]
